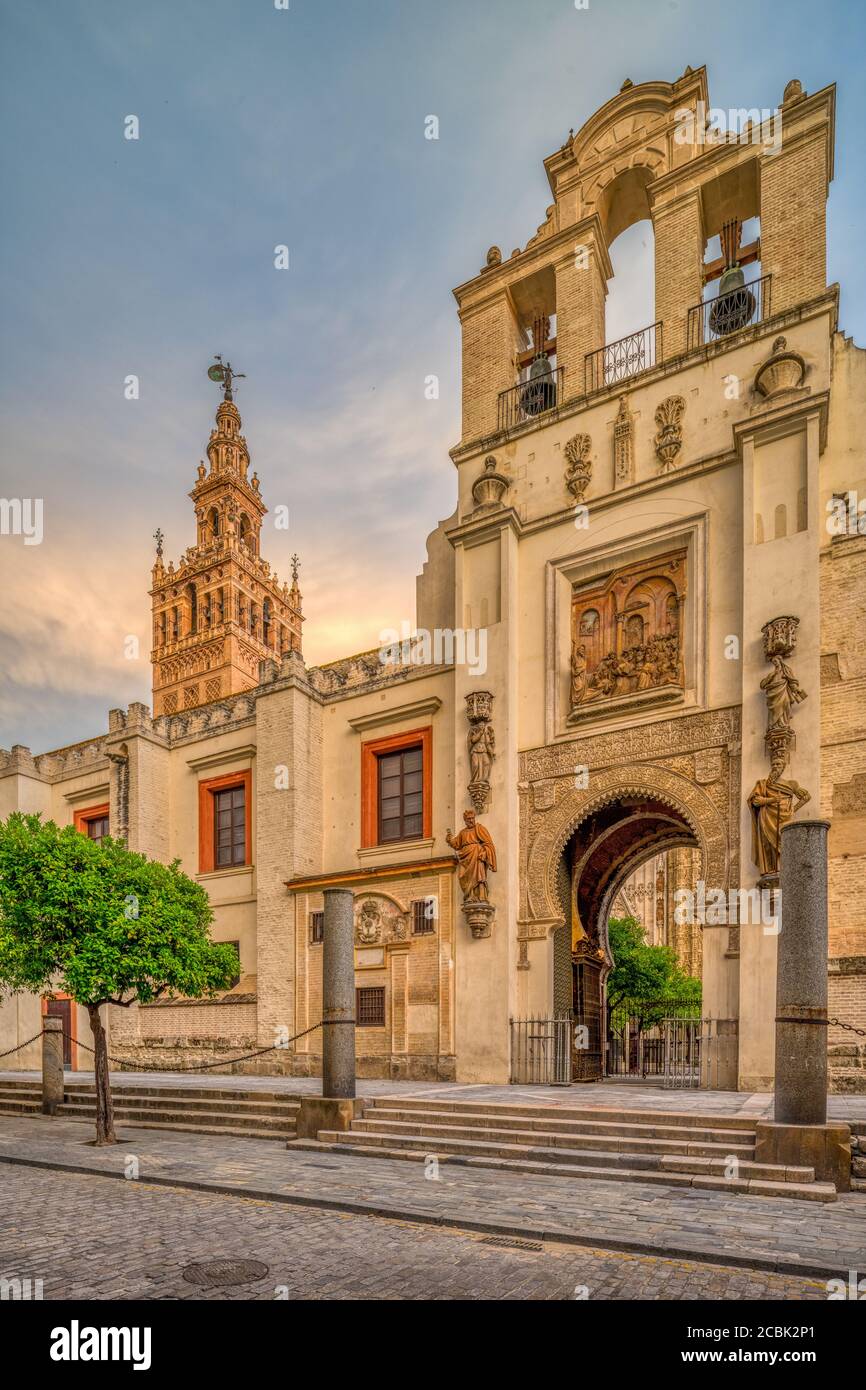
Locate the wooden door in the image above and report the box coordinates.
[45,998,72,1067]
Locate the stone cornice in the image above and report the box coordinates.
[285,856,456,893]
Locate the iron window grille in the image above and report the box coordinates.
[356,986,386,1028]
[411,899,436,934]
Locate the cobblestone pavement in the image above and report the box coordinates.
[1,1115,864,1277]
[3,1070,864,1123]
[0,1164,831,1301]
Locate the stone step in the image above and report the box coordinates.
[314,1127,813,1181]
[362,1106,756,1147]
[60,1091,299,1119]
[351,1116,755,1159]
[0,1078,302,1105]
[57,1101,295,1135]
[0,1097,42,1114]
[294,1137,836,1202]
[365,1094,760,1130]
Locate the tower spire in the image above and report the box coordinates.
[148,362,303,716]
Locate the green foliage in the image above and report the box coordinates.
[607,914,701,1028]
[0,813,239,1009]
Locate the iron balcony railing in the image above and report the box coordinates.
[687,273,771,350]
[584,321,662,394]
[497,365,565,432]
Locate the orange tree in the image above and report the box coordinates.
[0,812,238,1144]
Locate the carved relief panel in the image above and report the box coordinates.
[568,548,686,722]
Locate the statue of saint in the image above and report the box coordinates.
[760,656,807,733]
[467,721,495,783]
[748,752,811,876]
[446,810,497,902]
[570,644,587,707]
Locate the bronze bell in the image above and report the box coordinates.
[708,219,756,337]
[520,350,556,416]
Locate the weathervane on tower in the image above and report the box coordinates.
[207,354,246,403]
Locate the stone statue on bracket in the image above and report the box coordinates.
[447,809,497,938]
[760,615,808,737]
[747,615,811,881]
[748,744,811,880]
[465,690,495,813]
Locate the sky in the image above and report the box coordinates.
[1,0,863,752]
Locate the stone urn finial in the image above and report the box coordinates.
[754,337,806,399]
[471,456,510,510]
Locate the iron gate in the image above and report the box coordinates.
[509,1015,571,1085]
[606,998,705,1085]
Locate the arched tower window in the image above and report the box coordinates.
[186,583,198,634]
[208,507,220,540]
[263,598,272,647]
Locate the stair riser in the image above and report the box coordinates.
[60,1095,297,1119]
[362,1109,756,1145]
[352,1120,754,1158]
[58,1106,294,1134]
[365,1097,757,1129]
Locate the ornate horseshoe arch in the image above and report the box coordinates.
[524,763,730,932]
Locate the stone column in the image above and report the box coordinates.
[294,887,359,1140]
[42,1016,65,1115]
[322,887,356,1100]
[754,817,852,1189]
[775,819,829,1124]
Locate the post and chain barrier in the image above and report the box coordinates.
[0,1020,328,1072]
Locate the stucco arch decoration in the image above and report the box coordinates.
[524,762,729,930]
[544,69,709,240]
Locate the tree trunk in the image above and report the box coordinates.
[87,1004,116,1145]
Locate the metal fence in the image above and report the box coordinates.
[584,322,662,393]
[509,1015,571,1085]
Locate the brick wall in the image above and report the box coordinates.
[460,293,523,442]
[760,129,828,315]
[820,535,866,960]
[555,247,606,398]
[653,191,703,359]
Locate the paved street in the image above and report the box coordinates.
[1,1114,864,1279]
[0,1164,831,1301]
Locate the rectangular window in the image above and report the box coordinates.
[377,744,423,843]
[86,815,110,845]
[309,910,324,944]
[360,726,432,849]
[198,770,252,874]
[411,898,436,935]
[356,986,385,1028]
[74,804,110,845]
[214,785,246,867]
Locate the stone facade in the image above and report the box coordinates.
[2,68,864,1091]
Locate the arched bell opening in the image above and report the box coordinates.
[553,794,701,1080]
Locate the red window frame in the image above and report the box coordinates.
[73,803,110,843]
[360,727,432,848]
[198,770,252,874]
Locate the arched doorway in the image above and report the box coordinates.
[555,795,700,1080]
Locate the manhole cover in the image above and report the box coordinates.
[182,1259,269,1289]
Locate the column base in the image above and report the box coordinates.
[294,1096,362,1141]
[754,1120,852,1192]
